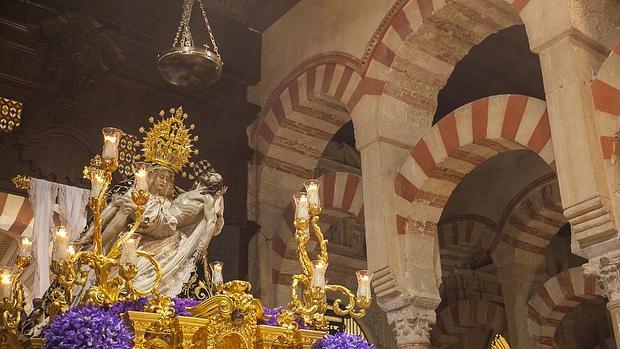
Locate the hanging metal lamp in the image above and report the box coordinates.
[158,0,223,87]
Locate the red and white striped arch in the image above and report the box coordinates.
[435,299,507,347]
[253,0,539,226]
[271,172,364,287]
[438,176,564,275]
[591,43,620,161]
[366,0,529,139]
[0,192,34,238]
[527,267,604,348]
[361,0,533,85]
[493,177,564,264]
[254,55,371,180]
[437,217,497,274]
[394,95,554,236]
[0,192,35,298]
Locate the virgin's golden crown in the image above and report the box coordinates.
[139,107,199,173]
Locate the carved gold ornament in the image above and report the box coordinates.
[140,107,198,175]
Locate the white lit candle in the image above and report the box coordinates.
[19,237,33,258]
[120,233,141,266]
[294,192,310,220]
[90,171,105,199]
[356,270,373,299]
[0,268,12,299]
[210,261,224,285]
[132,162,150,192]
[67,243,79,259]
[310,260,328,290]
[101,127,122,160]
[52,226,70,260]
[304,179,321,206]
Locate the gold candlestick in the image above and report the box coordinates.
[0,256,30,344]
[280,178,372,333]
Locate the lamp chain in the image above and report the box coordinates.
[173,0,195,48]
[197,0,221,60]
[171,0,220,61]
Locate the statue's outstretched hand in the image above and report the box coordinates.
[118,195,137,216]
[219,186,228,195]
[111,194,125,208]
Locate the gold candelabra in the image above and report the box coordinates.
[0,254,30,347]
[11,128,166,315]
[278,179,372,332]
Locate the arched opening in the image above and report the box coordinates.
[433,25,545,124]
[433,147,559,348]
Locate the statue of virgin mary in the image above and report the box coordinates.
[78,107,225,296]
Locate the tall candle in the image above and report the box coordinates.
[311,260,328,289]
[294,192,310,220]
[210,261,224,285]
[0,268,12,299]
[101,127,121,160]
[120,233,141,266]
[19,237,33,257]
[132,162,150,192]
[356,270,373,299]
[52,226,69,260]
[304,179,321,206]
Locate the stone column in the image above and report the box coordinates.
[523,1,620,346]
[524,1,619,259]
[386,302,436,349]
[352,83,441,349]
[495,262,542,349]
[583,252,620,345]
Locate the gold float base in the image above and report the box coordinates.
[22,319,324,349]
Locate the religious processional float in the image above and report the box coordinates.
[0,107,375,349]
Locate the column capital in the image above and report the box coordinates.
[386,302,436,347]
[583,251,620,300]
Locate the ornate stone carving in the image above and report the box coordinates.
[387,304,436,346]
[583,251,620,300]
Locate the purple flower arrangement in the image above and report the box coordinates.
[260,306,308,329]
[43,297,200,348]
[43,305,134,349]
[313,332,375,349]
[172,297,201,316]
[261,305,284,326]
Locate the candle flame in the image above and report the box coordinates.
[0,272,11,285]
[55,227,68,239]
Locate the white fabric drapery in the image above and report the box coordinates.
[57,184,90,241]
[29,179,58,298]
[28,179,89,297]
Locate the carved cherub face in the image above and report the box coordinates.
[148,167,175,199]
